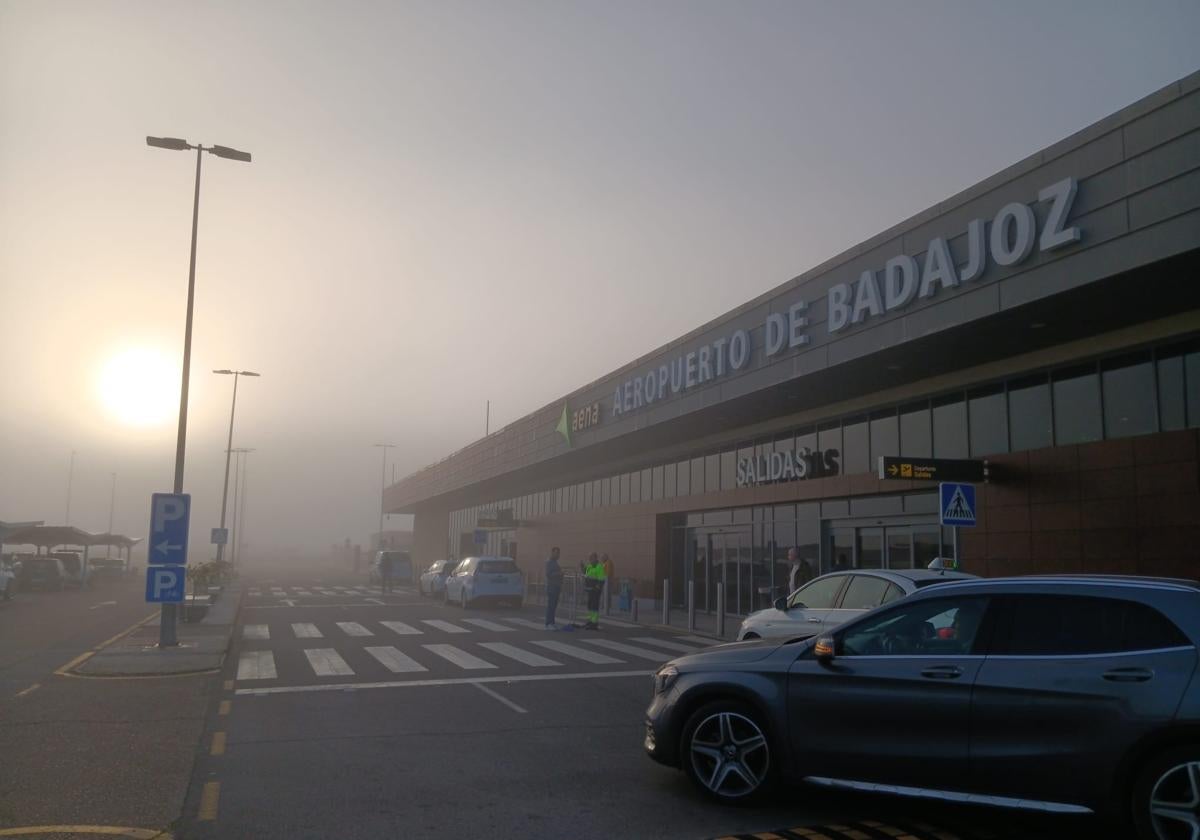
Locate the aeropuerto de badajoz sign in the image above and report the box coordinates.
[608,178,1081,420]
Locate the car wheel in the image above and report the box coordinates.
[680,701,774,805]
[1132,743,1200,839]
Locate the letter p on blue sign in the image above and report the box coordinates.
[146,565,185,603]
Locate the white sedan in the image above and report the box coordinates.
[419,559,458,596]
[736,568,974,641]
[444,556,524,608]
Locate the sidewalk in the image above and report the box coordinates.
[521,590,741,642]
[70,581,244,677]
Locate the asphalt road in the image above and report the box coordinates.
[175,564,1117,840]
[0,572,215,835]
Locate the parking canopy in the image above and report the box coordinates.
[0,525,142,552]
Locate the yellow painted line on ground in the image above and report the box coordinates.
[198,781,220,821]
[14,682,41,698]
[218,699,231,715]
[0,827,171,838]
[210,731,226,756]
[54,611,158,676]
[753,833,785,839]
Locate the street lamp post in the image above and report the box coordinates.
[214,370,260,565]
[236,448,251,565]
[227,447,253,566]
[373,444,396,552]
[106,472,116,560]
[147,135,251,646]
[65,450,77,525]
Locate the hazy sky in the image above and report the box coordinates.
[2,1,1198,557]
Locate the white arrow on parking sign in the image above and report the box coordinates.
[155,540,183,555]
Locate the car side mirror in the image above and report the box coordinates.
[814,635,836,664]
[773,596,788,611]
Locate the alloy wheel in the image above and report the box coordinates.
[1149,761,1200,839]
[688,711,769,798]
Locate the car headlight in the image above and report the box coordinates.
[652,664,679,696]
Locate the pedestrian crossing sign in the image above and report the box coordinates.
[939,482,977,527]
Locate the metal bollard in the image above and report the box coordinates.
[687,579,696,631]
[716,582,725,638]
[661,579,670,626]
[631,594,639,623]
[603,579,610,616]
[569,575,577,623]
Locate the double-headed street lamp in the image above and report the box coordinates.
[214,369,260,564]
[147,135,251,646]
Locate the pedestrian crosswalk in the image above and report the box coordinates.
[246,584,417,600]
[234,616,718,683]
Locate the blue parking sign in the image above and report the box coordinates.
[939,482,977,527]
[145,565,185,603]
[148,492,190,566]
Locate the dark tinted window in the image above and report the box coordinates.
[1053,365,1102,445]
[882,583,905,604]
[932,395,967,458]
[842,417,869,474]
[900,403,931,458]
[1158,352,1186,431]
[840,596,988,656]
[968,386,1008,456]
[870,410,899,462]
[1102,354,1157,439]
[1008,374,1052,451]
[841,575,892,610]
[999,595,1190,655]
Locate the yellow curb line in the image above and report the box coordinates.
[54,612,158,676]
[14,682,41,698]
[198,781,220,821]
[0,827,171,838]
[210,731,226,756]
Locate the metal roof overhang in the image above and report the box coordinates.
[390,247,1200,515]
[1,526,143,550]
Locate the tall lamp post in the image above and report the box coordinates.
[65,450,77,525]
[213,369,260,564]
[373,444,396,552]
[147,135,251,646]
[106,472,117,560]
[228,447,254,565]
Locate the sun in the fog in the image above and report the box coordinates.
[97,348,178,427]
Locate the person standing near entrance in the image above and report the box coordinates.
[787,547,812,593]
[544,546,564,629]
[582,552,606,630]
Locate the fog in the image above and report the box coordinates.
[2,1,1198,558]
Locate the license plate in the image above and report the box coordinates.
[492,575,508,583]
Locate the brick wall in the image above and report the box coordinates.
[961,429,1200,578]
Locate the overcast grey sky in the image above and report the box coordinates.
[2,1,1198,557]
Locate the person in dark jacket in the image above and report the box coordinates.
[544,547,564,629]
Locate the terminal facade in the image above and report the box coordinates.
[386,71,1200,615]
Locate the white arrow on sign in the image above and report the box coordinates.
[155,540,183,555]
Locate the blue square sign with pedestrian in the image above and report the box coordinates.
[940,482,977,527]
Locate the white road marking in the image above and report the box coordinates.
[461,618,514,633]
[675,635,719,646]
[380,621,422,635]
[364,598,384,605]
[630,637,708,654]
[242,625,270,640]
[236,669,651,696]
[529,640,623,664]
[281,599,296,607]
[503,618,550,630]
[304,648,355,676]
[478,642,562,667]
[365,646,428,673]
[579,639,672,662]
[423,644,496,670]
[89,600,118,610]
[421,619,469,634]
[248,589,261,595]
[237,651,277,680]
[336,622,373,637]
[291,622,323,638]
[472,682,527,713]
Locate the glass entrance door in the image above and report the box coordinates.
[826,520,944,571]
[698,529,752,615]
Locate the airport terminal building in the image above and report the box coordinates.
[385,71,1200,615]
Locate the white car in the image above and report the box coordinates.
[369,550,413,585]
[444,556,523,608]
[419,559,458,596]
[736,568,975,641]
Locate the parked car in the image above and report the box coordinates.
[368,550,413,585]
[645,575,1200,838]
[737,567,975,641]
[444,556,523,608]
[18,556,68,591]
[419,559,458,596]
[50,551,89,588]
[0,557,16,600]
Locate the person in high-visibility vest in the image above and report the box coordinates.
[581,552,607,630]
